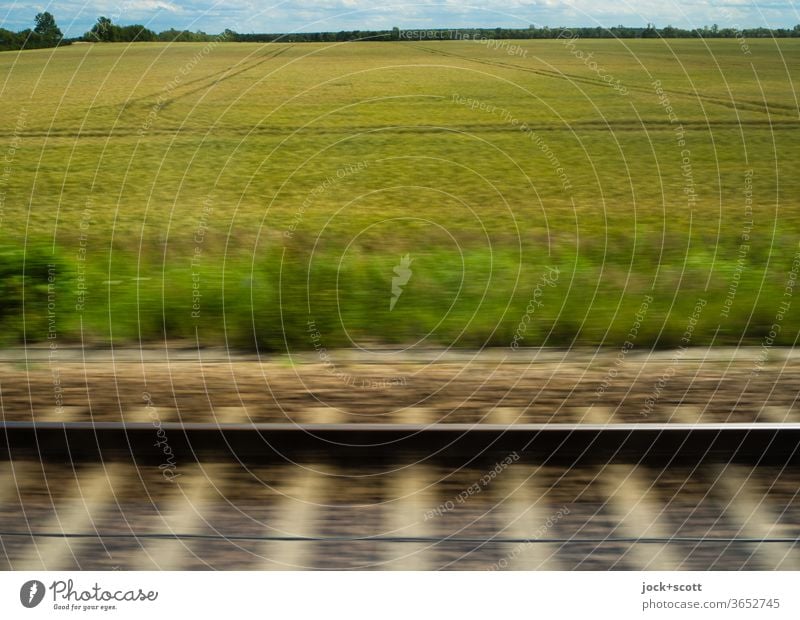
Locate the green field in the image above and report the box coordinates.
[1,38,798,350]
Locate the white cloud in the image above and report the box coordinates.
[129,0,182,12]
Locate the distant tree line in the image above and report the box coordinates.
[0,15,222,50]
[0,12,68,51]
[392,24,800,41]
[3,14,800,52]
[83,17,222,42]
[222,23,800,42]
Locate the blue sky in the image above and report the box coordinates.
[2,1,798,37]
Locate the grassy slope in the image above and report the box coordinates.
[0,39,798,349]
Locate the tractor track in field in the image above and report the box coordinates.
[34,44,295,128]
[2,117,796,140]
[411,44,799,119]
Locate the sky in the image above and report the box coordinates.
[1,0,798,37]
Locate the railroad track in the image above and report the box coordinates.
[1,420,799,570]
[2,349,799,569]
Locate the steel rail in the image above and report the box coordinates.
[2,421,798,463]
